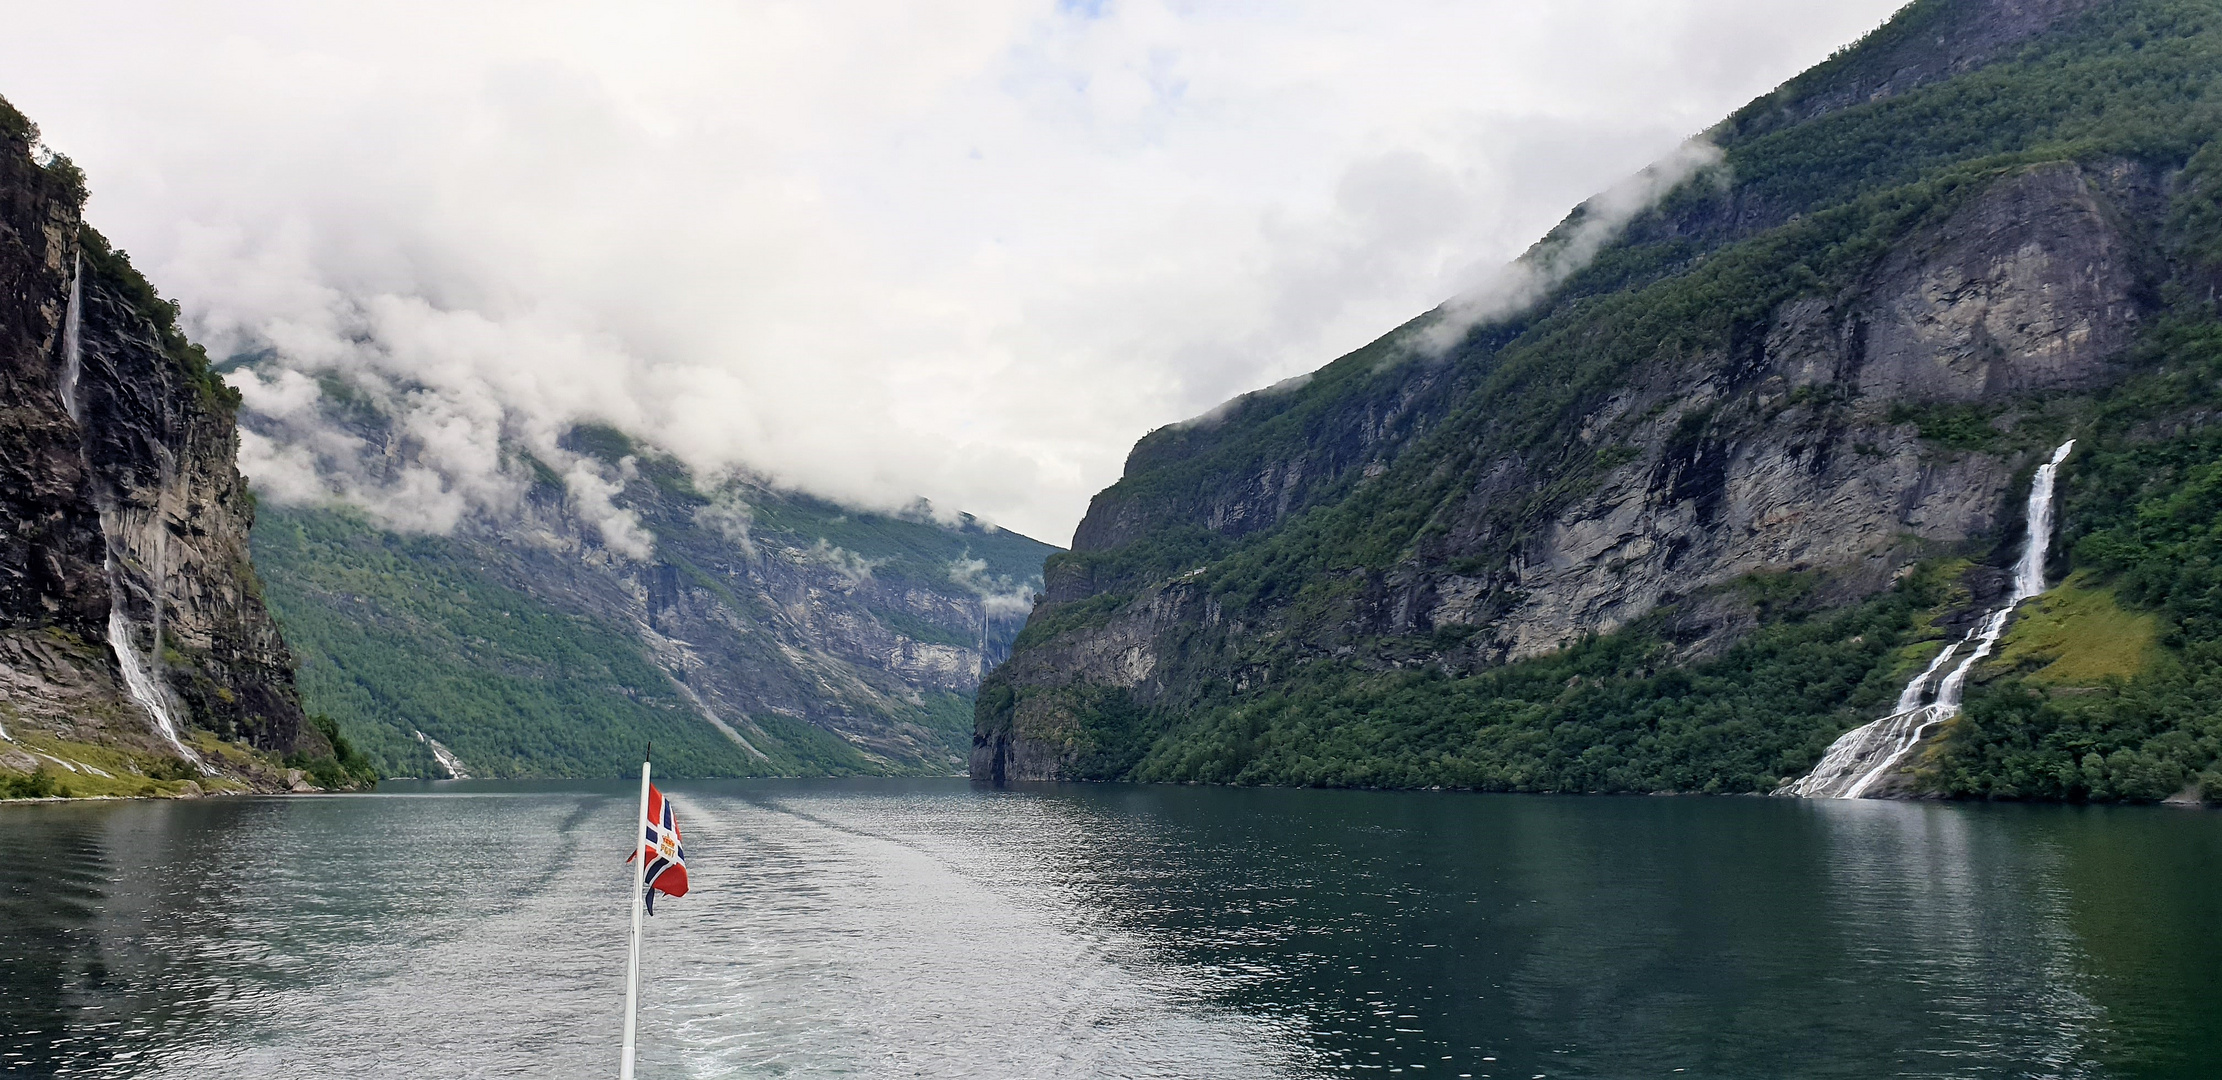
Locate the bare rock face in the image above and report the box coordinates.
[1471,162,2137,661]
[457,479,1039,771]
[1852,163,2142,404]
[0,120,102,637]
[0,100,314,784]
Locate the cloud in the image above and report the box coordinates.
[5,0,1907,544]
[949,557,1038,618]
[692,496,758,561]
[1418,138,1728,353]
[803,540,883,585]
[561,456,655,561]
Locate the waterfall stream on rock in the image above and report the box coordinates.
[412,729,471,779]
[1782,439,2076,799]
[106,577,198,766]
[68,259,206,772]
[58,253,82,423]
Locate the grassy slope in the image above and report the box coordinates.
[252,505,831,779]
[995,0,2222,801]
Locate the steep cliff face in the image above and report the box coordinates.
[981,0,2222,800]
[0,98,316,793]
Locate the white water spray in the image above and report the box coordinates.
[1784,440,2076,799]
[101,505,202,770]
[414,729,470,779]
[59,253,83,423]
[106,581,199,766]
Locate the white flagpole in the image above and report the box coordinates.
[620,756,651,1079]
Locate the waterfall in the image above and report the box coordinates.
[413,730,471,779]
[1783,439,2076,799]
[148,452,171,698]
[59,253,83,422]
[71,254,206,774]
[105,549,201,767]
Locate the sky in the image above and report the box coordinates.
[4,0,1906,545]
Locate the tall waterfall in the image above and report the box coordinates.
[1782,439,2076,799]
[60,252,83,422]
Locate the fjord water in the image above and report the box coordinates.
[3,783,2216,1079]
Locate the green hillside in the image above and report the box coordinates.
[251,432,1056,779]
[983,0,2222,802]
[254,506,846,779]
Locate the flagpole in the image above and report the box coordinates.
[620,751,651,1080]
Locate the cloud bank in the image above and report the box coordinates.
[4,0,1904,543]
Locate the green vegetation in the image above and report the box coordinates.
[1983,573,2160,686]
[252,505,837,779]
[0,729,253,800]
[1888,402,2009,451]
[0,767,66,800]
[250,432,1053,778]
[1936,392,2222,801]
[285,714,382,790]
[1024,567,1954,793]
[992,0,2222,803]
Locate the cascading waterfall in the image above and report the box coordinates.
[413,730,470,779]
[59,252,83,422]
[105,565,199,766]
[1782,439,2076,799]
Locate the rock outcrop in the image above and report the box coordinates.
[0,96,316,789]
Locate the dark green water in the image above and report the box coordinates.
[1,781,2216,1078]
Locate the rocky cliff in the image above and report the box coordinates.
[0,97,320,795]
[980,0,2222,802]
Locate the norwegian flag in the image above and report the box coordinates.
[628,784,689,914]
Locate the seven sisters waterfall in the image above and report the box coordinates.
[1782,440,2077,799]
[63,260,204,770]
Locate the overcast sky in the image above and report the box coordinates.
[5,0,1905,544]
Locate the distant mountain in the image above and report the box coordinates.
[0,96,340,797]
[233,377,1058,778]
[980,0,2222,803]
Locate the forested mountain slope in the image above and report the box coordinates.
[237,395,1056,779]
[979,0,2222,803]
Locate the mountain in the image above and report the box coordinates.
[978,0,2222,804]
[234,380,1057,779]
[0,97,345,797]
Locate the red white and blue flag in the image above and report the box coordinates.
[628,784,689,914]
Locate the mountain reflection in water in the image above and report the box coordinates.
[2,781,2216,1079]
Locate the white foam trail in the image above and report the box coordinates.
[1784,440,2075,799]
[60,252,83,423]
